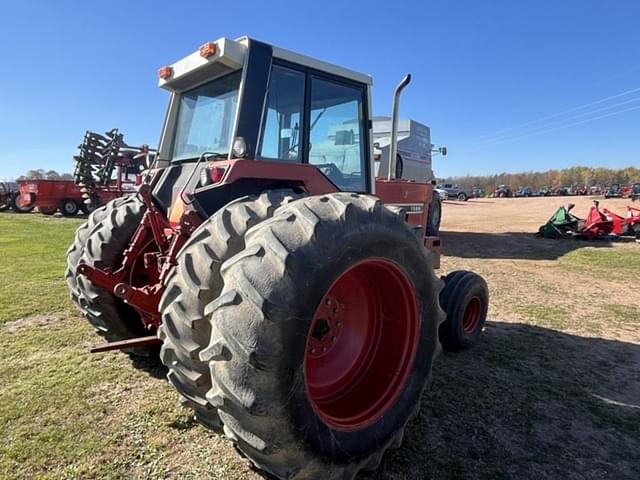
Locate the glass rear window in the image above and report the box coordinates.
[171,71,242,161]
[308,77,367,192]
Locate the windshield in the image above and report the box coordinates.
[171,71,242,161]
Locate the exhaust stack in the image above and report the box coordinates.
[387,74,412,180]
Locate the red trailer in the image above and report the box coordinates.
[16,177,137,216]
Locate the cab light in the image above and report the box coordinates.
[158,66,173,79]
[232,137,248,158]
[200,166,226,187]
[199,42,217,58]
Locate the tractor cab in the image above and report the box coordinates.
[152,37,374,213]
[152,36,438,239]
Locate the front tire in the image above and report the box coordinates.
[75,195,152,354]
[158,190,297,429]
[201,193,444,479]
[439,270,488,351]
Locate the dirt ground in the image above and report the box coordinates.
[441,195,634,233]
[373,195,640,480]
[1,196,638,480]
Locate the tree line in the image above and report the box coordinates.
[440,166,640,192]
[17,169,73,180]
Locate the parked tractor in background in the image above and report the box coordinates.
[515,186,534,197]
[574,185,588,196]
[66,37,489,480]
[493,184,513,198]
[0,181,21,211]
[539,186,553,196]
[605,183,622,199]
[472,186,484,198]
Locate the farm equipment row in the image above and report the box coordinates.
[9,130,154,216]
[538,201,640,240]
[490,183,640,199]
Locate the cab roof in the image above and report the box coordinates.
[158,36,373,91]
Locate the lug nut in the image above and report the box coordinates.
[321,346,327,352]
[331,336,337,342]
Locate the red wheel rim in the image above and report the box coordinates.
[304,258,420,432]
[462,296,482,333]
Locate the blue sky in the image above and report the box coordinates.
[1,0,639,179]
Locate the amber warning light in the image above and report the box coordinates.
[199,42,217,58]
[158,66,173,80]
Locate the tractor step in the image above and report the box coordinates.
[89,335,161,353]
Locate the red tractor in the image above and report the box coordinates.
[67,37,488,479]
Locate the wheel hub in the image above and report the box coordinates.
[307,295,343,358]
[304,258,420,432]
[462,296,482,333]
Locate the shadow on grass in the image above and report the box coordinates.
[440,230,617,261]
[365,321,640,480]
[129,353,167,380]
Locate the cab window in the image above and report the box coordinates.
[308,77,366,192]
[258,66,305,162]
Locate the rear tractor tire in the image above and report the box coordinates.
[74,195,155,356]
[438,270,488,351]
[158,190,298,430]
[200,193,444,480]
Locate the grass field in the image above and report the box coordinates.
[1,197,639,479]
